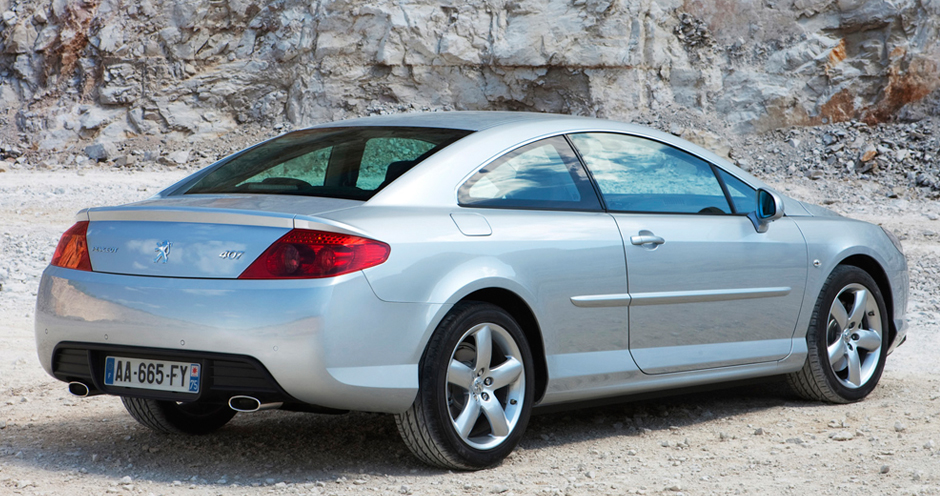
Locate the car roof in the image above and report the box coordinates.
[311,111,600,132]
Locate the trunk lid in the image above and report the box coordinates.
[84,195,361,278]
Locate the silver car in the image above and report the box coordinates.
[36,112,908,469]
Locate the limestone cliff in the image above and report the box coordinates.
[1,0,938,152]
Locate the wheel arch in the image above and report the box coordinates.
[459,288,549,404]
[838,254,896,344]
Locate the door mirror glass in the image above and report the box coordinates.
[758,189,777,219]
[748,188,784,233]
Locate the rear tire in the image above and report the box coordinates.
[396,302,534,470]
[787,265,888,403]
[121,397,236,434]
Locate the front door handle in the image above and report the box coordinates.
[630,230,665,246]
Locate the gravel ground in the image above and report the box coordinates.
[2,136,940,495]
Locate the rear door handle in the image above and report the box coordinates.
[630,230,665,246]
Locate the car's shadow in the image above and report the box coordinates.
[3,381,816,484]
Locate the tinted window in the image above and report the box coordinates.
[185,127,471,200]
[569,133,731,214]
[716,168,757,214]
[458,136,601,211]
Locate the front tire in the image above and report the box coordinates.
[396,302,534,470]
[122,397,237,434]
[787,265,889,403]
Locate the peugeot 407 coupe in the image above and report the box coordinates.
[36,112,908,469]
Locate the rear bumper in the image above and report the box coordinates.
[35,266,445,413]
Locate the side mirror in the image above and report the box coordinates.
[747,188,785,233]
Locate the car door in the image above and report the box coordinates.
[569,132,808,375]
[457,136,633,386]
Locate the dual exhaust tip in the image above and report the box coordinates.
[68,383,281,413]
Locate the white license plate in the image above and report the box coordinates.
[104,356,201,394]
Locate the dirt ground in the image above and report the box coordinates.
[1,169,938,496]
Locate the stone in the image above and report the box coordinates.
[830,431,855,441]
[85,142,119,161]
[894,422,906,432]
[97,24,125,53]
[79,108,113,131]
[0,160,10,172]
[4,22,36,54]
[112,155,137,167]
[33,25,58,52]
[166,150,190,165]
[159,103,203,133]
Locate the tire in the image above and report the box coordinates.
[395,302,534,470]
[787,265,889,403]
[121,397,237,435]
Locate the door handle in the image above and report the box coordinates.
[630,231,665,246]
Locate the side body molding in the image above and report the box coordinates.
[571,287,792,307]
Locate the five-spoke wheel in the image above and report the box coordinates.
[446,322,526,450]
[396,302,534,470]
[787,265,889,403]
[825,283,883,389]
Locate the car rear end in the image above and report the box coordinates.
[34,125,475,415]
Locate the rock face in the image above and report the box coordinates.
[0,0,938,150]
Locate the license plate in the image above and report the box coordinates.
[104,356,201,394]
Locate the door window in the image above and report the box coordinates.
[458,136,601,211]
[569,133,732,214]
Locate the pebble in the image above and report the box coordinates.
[880,465,890,474]
[894,422,907,432]
[830,431,854,441]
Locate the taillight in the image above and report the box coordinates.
[50,221,93,271]
[239,229,390,279]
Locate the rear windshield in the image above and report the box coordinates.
[184,127,472,200]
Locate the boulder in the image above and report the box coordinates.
[85,142,119,161]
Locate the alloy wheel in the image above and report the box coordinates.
[446,322,526,450]
[826,283,883,389]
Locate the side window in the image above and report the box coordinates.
[716,168,757,214]
[569,133,731,214]
[458,136,601,211]
[358,137,436,190]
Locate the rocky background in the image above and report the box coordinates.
[1,0,940,172]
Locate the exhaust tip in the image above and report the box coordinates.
[229,395,262,412]
[68,382,90,397]
[228,395,283,413]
